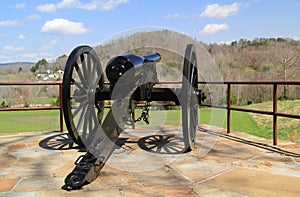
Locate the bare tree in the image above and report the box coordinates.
[274,45,299,98]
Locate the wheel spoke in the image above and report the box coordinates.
[91,60,95,85]
[87,53,94,83]
[88,107,94,135]
[80,54,89,83]
[190,66,194,86]
[73,80,86,93]
[95,61,102,76]
[76,104,88,131]
[74,62,88,88]
[72,100,88,118]
[91,106,99,126]
[72,94,87,101]
[94,62,102,87]
[82,105,91,140]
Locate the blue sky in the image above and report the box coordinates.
[0,0,300,63]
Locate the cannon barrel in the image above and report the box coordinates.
[142,53,161,62]
[105,53,160,85]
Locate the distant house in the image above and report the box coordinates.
[42,76,49,81]
[35,69,63,81]
[45,69,51,74]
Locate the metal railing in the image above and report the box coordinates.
[199,81,300,145]
[0,81,63,133]
[1,81,300,145]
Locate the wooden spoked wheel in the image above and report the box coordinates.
[62,45,104,146]
[182,44,198,152]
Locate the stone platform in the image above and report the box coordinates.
[1,125,300,196]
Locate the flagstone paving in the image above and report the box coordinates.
[0,125,300,196]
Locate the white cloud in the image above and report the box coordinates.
[0,54,15,62]
[22,52,52,61]
[36,4,56,13]
[0,20,19,27]
[200,2,240,18]
[164,13,198,19]
[164,13,181,19]
[26,14,41,21]
[37,0,128,13]
[201,23,229,35]
[57,0,128,10]
[86,0,129,11]
[4,45,24,51]
[18,34,26,40]
[22,53,39,59]
[0,54,10,60]
[41,18,90,35]
[57,0,80,9]
[14,3,26,9]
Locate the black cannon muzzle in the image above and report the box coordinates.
[105,53,160,85]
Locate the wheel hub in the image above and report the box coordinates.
[87,87,95,102]
[73,86,96,104]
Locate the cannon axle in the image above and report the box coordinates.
[96,86,204,105]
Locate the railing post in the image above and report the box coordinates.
[227,83,231,133]
[273,83,278,145]
[59,83,64,133]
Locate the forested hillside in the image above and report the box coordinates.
[1,30,300,106]
[208,38,300,82]
[93,30,300,104]
[207,38,300,104]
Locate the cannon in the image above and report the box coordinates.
[61,44,205,190]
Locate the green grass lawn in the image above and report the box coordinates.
[127,107,298,141]
[0,108,246,134]
[133,108,268,138]
[0,110,61,133]
[0,102,298,143]
[230,110,273,139]
[244,100,300,142]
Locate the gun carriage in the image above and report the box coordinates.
[62,44,205,190]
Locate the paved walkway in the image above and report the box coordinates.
[1,125,300,196]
